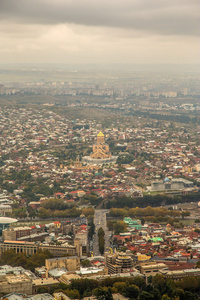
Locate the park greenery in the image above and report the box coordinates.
[108,207,190,226]
[109,207,182,218]
[117,154,135,164]
[38,202,95,219]
[128,109,200,125]
[106,193,200,209]
[107,220,127,235]
[0,249,52,272]
[7,194,191,227]
[35,274,200,299]
[0,172,66,203]
[38,206,82,219]
[10,198,95,219]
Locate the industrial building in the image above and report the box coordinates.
[151,178,194,191]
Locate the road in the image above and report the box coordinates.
[92,209,112,256]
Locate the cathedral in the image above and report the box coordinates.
[82,131,118,165]
[90,131,111,159]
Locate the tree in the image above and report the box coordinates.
[99,235,105,255]
[184,291,198,300]
[37,287,49,293]
[113,282,127,294]
[195,261,200,268]
[81,260,92,268]
[195,219,200,223]
[132,276,146,289]
[98,227,105,255]
[26,249,52,271]
[161,295,171,300]
[83,288,92,297]
[0,249,52,271]
[139,291,154,300]
[82,207,95,217]
[96,287,113,300]
[107,220,114,231]
[88,218,95,239]
[124,284,140,299]
[42,198,67,210]
[113,221,127,235]
[38,207,49,218]
[148,276,153,284]
[98,227,105,237]
[174,288,184,300]
[0,249,16,265]
[181,211,190,219]
[163,280,177,299]
[67,289,80,299]
[70,279,98,297]
[152,274,166,292]
[177,276,199,292]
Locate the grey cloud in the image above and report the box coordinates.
[0,0,199,36]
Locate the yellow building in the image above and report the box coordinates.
[3,228,16,241]
[82,131,118,164]
[45,256,80,273]
[0,240,38,256]
[32,277,58,294]
[0,240,79,257]
[90,132,111,159]
[140,262,167,277]
[137,254,151,262]
[54,292,71,300]
[0,274,32,295]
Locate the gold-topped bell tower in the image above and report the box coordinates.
[97,131,105,143]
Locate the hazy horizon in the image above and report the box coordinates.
[0,63,200,73]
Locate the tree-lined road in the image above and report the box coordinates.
[93,209,111,256]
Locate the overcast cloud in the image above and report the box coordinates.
[0,0,199,65]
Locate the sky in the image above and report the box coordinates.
[0,0,199,65]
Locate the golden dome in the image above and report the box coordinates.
[97,131,104,137]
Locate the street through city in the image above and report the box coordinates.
[92,209,112,256]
